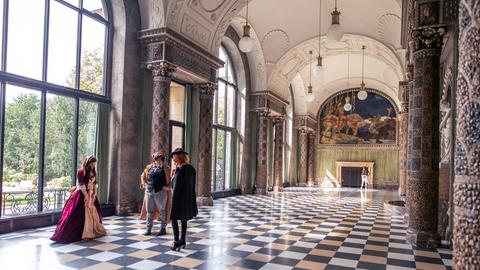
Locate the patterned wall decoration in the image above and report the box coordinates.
[317,89,398,145]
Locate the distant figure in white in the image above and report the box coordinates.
[360,167,369,189]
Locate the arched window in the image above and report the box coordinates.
[212,46,245,192]
[0,0,112,217]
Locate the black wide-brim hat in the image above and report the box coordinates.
[170,148,188,158]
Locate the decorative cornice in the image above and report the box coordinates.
[250,90,288,117]
[147,61,177,78]
[250,90,289,106]
[411,27,446,51]
[139,27,223,68]
[139,27,223,82]
[294,115,317,132]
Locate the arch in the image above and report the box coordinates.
[268,34,405,109]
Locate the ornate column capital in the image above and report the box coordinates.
[257,110,271,118]
[411,27,446,52]
[147,61,177,79]
[273,115,285,124]
[197,82,218,99]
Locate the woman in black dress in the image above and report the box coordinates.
[170,148,198,251]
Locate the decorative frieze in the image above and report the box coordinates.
[250,91,288,117]
[139,28,223,82]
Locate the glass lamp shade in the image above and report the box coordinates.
[343,103,352,111]
[313,64,325,76]
[239,36,254,53]
[305,86,315,102]
[357,90,368,100]
[327,24,344,41]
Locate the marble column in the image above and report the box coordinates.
[196,82,217,206]
[255,113,269,195]
[398,81,410,197]
[307,132,316,185]
[147,62,176,156]
[453,1,480,268]
[273,117,284,192]
[406,27,444,248]
[298,129,308,186]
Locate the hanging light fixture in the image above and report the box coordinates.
[344,47,352,111]
[327,0,344,41]
[305,51,315,102]
[344,95,352,111]
[357,45,368,100]
[239,0,254,53]
[313,0,325,76]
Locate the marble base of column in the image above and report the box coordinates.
[197,196,213,206]
[255,187,267,195]
[273,186,283,192]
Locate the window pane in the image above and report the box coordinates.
[2,86,41,217]
[48,1,78,87]
[0,0,3,67]
[83,0,106,19]
[170,83,185,122]
[171,126,184,153]
[239,96,246,137]
[227,85,235,127]
[7,0,45,79]
[215,130,225,191]
[44,94,74,212]
[211,129,216,191]
[80,15,105,94]
[78,100,98,167]
[224,132,231,190]
[63,0,80,7]
[217,82,226,126]
[227,62,235,84]
[218,48,226,80]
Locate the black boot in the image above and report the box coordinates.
[171,241,183,251]
[156,228,167,236]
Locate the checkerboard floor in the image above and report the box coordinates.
[0,187,452,270]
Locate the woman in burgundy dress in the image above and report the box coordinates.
[50,156,106,243]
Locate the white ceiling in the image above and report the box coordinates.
[136,0,406,116]
[239,0,405,115]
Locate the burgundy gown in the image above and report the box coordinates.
[50,169,103,244]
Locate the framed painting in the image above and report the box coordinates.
[318,89,398,145]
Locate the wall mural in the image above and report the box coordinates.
[318,89,397,145]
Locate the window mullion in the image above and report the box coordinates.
[1,0,8,71]
[42,0,50,82]
[37,91,47,212]
[72,97,79,186]
[75,5,82,89]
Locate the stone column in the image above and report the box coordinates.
[453,1,480,268]
[398,81,409,197]
[255,112,269,195]
[196,82,217,206]
[273,117,284,192]
[298,129,308,186]
[307,132,316,185]
[406,27,444,248]
[147,62,176,156]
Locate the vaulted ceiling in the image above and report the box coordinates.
[138,0,406,115]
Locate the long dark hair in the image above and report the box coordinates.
[82,155,97,184]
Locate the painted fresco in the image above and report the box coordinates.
[318,90,397,144]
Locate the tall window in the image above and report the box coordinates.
[0,0,111,217]
[212,46,244,192]
[169,82,186,155]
